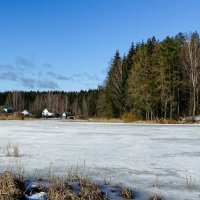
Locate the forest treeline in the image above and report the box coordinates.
[1,32,200,120]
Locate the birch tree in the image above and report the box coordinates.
[182,32,200,116]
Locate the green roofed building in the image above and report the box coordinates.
[2,105,13,113]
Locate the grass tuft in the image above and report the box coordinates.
[186,174,194,189]
[5,143,20,157]
[0,172,25,200]
[121,187,134,199]
[150,194,164,200]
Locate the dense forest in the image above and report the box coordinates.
[1,32,200,120]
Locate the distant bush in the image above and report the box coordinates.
[121,112,141,122]
[0,113,23,120]
[30,110,42,118]
[89,117,122,123]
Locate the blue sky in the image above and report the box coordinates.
[0,0,200,91]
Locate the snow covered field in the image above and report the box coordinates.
[0,120,200,200]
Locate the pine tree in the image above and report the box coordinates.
[104,51,123,117]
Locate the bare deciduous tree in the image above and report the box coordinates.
[182,32,200,116]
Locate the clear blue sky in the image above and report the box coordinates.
[0,0,200,91]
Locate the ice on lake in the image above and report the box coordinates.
[0,120,200,200]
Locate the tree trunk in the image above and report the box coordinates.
[170,103,173,119]
[177,87,180,117]
[164,101,167,119]
[193,86,196,116]
[150,111,153,120]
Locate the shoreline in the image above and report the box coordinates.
[0,112,198,124]
[0,116,197,125]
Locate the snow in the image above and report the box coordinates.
[42,109,52,116]
[42,109,48,115]
[0,120,200,200]
[25,192,47,200]
[21,110,29,115]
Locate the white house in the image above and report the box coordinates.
[21,109,29,116]
[42,109,53,117]
[62,113,66,118]
[42,109,48,116]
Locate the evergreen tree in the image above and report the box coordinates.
[104,51,123,117]
[156,36,181,118]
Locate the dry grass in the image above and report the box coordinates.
[88,118,123,123]
[121,187,134,199]
[0,172,110,200]
[0,171,165,200]
[5,143,20,157]
[79,179,108,200]
[47,177,109,200]
[88,116,179,124]
[152,176,161,188]
[48,177,78,200]
[0,172,25,200]
[67,166,81,182]
[121,112,141,123]
[0,113,23,120]
[156,119,179,124]
[186,174,194,189]
[150,194,164,200]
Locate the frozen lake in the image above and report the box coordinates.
[0,120,200,199]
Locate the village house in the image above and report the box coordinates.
[42,109,53,118]
[0,105,13,113]
[21,109,29,116]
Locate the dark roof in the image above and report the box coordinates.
[2,105,13,110]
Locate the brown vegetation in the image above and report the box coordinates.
[48,178,109,200]
[0,172,110,200]
[48,177,78,200]
[88,117,123,123]
[79,179,108,200]
[0,172,137,200]
[121,112,141,122]
[121,187,134,199]
[0,113,23,120]
[0,171,165,200]
[150,194,163,200]
[0,172,25,200]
